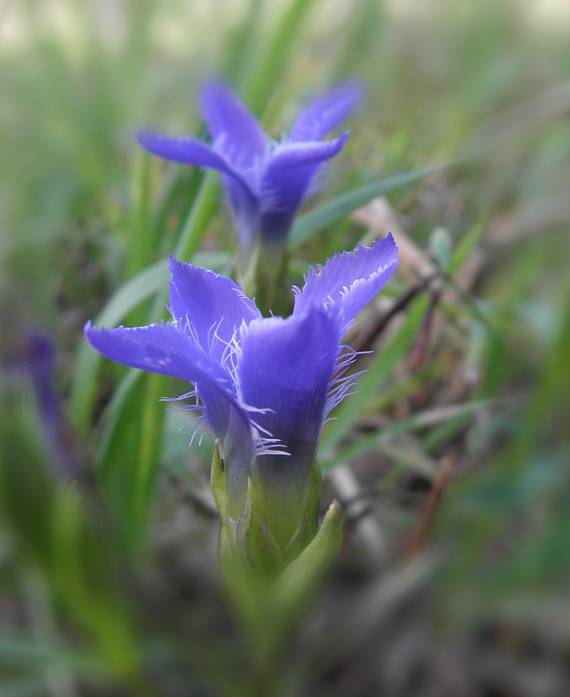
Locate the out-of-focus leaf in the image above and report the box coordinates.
[289,165,450,247]
[125,150,153,278]
[321,399,490,472]
[244,0,319,114]
[221,0,264,86]
[429,227,452,270]
[448,217,485,275]
[87,383,165,559]
[0,636,97,673]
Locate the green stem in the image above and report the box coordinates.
[175,174,219,261]
[244,0,320,115]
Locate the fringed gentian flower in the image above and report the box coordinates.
[137,81,361,261]
[85,234,398,550]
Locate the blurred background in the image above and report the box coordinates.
[1,0,569,695]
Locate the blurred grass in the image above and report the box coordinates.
[1,0,569,695]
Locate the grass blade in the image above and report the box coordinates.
[243,0,319,114]
[289,164,451,248]
[321,400,492,472]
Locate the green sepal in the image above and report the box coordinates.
[272,499,343,614]
[209,440,226,516]
[241,462,322,576]
[290,461,321,554]
[246,499,344,665]
[210,441,340,609]
[211,448,325,578]
[211,443,343,670]
[210,441,243,569]
[242,477,281,577]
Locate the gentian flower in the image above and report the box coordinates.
[137,81,361,258]
[85,234,398,549]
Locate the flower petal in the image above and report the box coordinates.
[293,233,399,331]
[200,81,267,168]
[221,175,260,252]
[138,129,251,186]
[84,321,227,385]
[84,321,253,516]
[289,82,362,142]
[137,130,258,231]
[137,130,231,170]
[237,307,341,547]
[168,257,260,362]
[258,133,348,242]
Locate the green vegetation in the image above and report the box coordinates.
[1,1,569,694]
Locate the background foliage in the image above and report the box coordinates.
[1,1,569,695]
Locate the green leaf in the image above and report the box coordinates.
[274,500,343,604]
[262,500,343,657]
[321,400,491,472]
[125,149,153,278]
[448,217,486,275]
[174,175,220,261]
[0,636,97,673]
[96,371,163,551]
[0,678,52,697]
[289,164,451,248]
[430,227,452,270]
[243,0,319,114]
[221,0,264,86]
[49,489,139,677]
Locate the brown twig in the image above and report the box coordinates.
[401,454,456,559]
[405,288,441,371]
[352,273,438,353]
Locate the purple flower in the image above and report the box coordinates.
[20,333,82,479]
[137,81,361,254]
[85,234,398,546]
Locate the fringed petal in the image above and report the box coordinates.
[258,134,348,242]
[200,80,267,168]
[289,82,362,142]
[168,257,260,362]
[293,233,399,332]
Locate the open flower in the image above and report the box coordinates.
[137,81,361,256]
[85,234,398,548]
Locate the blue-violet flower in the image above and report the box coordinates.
[85,234,398,547]
[137,81,361,256]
